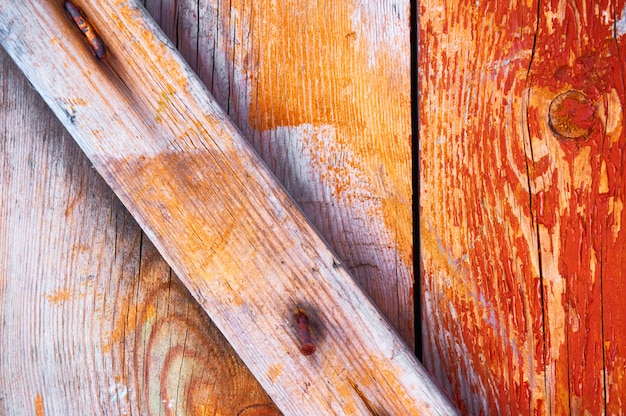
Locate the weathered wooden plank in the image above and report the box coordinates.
[528,1,626,413]
[419,3,542,413]
[420,0,626,414]
[147,0,416,348]
[0,1,455,414]
[0,46,278,415]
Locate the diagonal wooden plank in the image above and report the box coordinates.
[0,1,457,414]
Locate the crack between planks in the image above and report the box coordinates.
[174,0,180,49]
[174,301,191,414]
[195,0,200,71]
[228,0,235,116]
[211,0,220,93]
[410,0,422,361]
[129,230,144,416]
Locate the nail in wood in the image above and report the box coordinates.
[295,310,316,356]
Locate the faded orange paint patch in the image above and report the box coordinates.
[34,393,44,416]
[251,3,362,130]
[249,2,409,132]
[248,0,413,267]
[44,288,74,304]
[266,363,283,383]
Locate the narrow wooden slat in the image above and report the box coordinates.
[420,0,626,414]
[0,1,456,414]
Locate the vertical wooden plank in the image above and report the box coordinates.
[419,2,542,413]
[158,0,415,347]
[0,46,135,413]
[527,1,626,413]
[421,0,626,414]
[0,45,278,415]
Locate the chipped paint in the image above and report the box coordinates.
[616,5,626,36]
[421,0,626,413]
[44,288,74,304]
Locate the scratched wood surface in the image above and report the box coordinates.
[420,0,626,414]
[0,0,443,415]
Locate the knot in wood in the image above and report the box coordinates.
[548,90,596,140]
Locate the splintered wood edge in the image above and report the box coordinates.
[0,1,458,414]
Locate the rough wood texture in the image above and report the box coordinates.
[420,0,626,414]
[0,46,278,415]
[0,1,454,414]
[1,0,418,413]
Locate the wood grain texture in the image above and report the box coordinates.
[0,1,454,414]
[2,0,417,413]
[145,0,415,347]
[0,46,278,415]
[420,0,626,414]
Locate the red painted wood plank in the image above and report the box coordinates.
[528,0,626,413]
[420,2,541,413]
[420,0,626,413]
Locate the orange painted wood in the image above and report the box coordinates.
[0,46,278,415]
[420,0,626,414]
[0,0,454,414]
